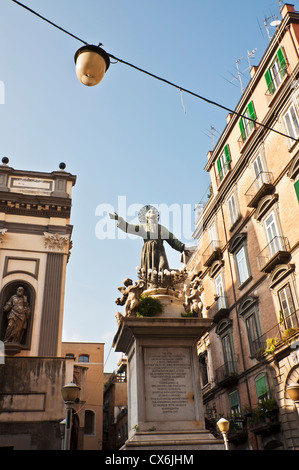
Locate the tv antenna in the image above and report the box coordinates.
[263,14,282,40]
[201,125,219,150]
[247,48,258,69]
[229,56,252,93]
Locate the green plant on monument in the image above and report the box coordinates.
[136,294,163,317]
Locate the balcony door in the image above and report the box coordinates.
[278,284,297,329]
[253,154,264,188]
[215,272,226,309]
[222,334,236,375]
[265,211,281,257]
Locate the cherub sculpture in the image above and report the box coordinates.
[183,276,203,317]
[116,278,145,317]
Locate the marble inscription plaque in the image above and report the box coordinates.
[144,347,195,421]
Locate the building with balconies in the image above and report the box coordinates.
[187,4,299,450]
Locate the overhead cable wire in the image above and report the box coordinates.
[11,0,298,142]
[11,0,88,45]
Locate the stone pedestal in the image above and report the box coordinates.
[113,290,224,450]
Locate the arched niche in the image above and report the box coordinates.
[238,296,259,316]
[269,263,295,288]
[0,280,35,351]
[228,232,247,254]
[254,194,278,222]
[215,318,233,337]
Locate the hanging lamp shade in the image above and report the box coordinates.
[74,45,110,86]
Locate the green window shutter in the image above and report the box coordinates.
[277,46,287,78]
[217,157,223,180]
[239,118,246,142]
[247,101,256,132]
[247,101,256,121]
[265,69,275,95]
[229,390,239,409]
[255,375,268,400]
[294,179,299,202]
[224,144,231,166]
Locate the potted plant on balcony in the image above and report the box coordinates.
[247,399,279,429]
[265,337,279,354]
[263,398,279,423]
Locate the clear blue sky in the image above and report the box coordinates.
[0,0,293,371]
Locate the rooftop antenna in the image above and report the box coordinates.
[257,17,265,39]
[235,57,244,93]
[210,125,217,150]
[264,15,275,40]
[201,125,219,150]
[247,48,258,69]
[229,57,250,93]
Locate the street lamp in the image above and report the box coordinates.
[217,417,230,450]
[59,419,66,450]
[74,44,110,86]
[61,382,80,450]
[286,382,299,417]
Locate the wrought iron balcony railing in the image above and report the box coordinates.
[252,310,299,358]
[245,171,274,208]
[215,357,239,387]
[207,295,229,322]
[257,236,291,273]
[202,240,222,267]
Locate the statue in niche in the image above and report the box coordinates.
[110,205,191,275]
[3,286,31,344]
[183,276,203,317]
[115,278,146,317]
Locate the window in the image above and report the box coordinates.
[255,374,270,402]
[229,233,251,287]
[239,101,256,143]
[246,312,262,355]
[229,390,241,417]
[215,272,227,309]
[239,297,262,356]
[253,154,263,178]
[199,353,209,387]
[222,333,237,374]
[252,154,265,190]
[209,221,217,242]
[216,320,238,377]
[265,47,287,95]
[216,144,231,182]
[84,410,95,435]
[235,246,250,285]
[278,283,297,329]
[264,211,281,256]
[228,192,239,227]
[283,103,299,140]
[65,353,75,359]
[78,354,89,363]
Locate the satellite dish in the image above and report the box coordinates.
[270,20,281,27]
